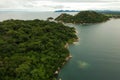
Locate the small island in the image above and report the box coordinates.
[0,19,77,80]
[55,11,109,24]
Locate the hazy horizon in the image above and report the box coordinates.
[0,0,120,11]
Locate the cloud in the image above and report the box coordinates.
[43,5,69,9]
[51,0,120,2]
[0,0,120,11]
[0,0,34,9]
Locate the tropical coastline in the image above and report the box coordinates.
[0,11,120,80]
[55,28,79,80]
[0,19,78,80]
[0,0,120,79]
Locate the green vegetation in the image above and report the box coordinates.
[0,19,77,80]
[55,11,109,23]
[55,13,74,23]
[105,14,120,18]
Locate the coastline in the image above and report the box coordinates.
[55,28,79,80]
[54,43,73,80]
[73,29,80,44]
[54,43,72,78]
[56,20,109,25]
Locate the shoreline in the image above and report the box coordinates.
[54,52,72,80]
[55,28,79,80]
[54,43,72,77]
[55,19,110,25]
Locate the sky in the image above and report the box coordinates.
[0,0,120,11]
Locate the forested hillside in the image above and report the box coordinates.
[55,11,109,23]
[0,19,77,80]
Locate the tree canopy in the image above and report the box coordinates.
[55,11,109,23]
[0,19,77,80]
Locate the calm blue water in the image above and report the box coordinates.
[0,11,120,80]
[0,11,77,21]
[59,19,120,80]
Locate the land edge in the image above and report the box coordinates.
[57,20,109,25]
[54,29,79,80]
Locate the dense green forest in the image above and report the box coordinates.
[0,19,77,80]
[55,11,109,23]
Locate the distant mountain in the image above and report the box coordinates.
[94,10,120,15]
[55,10,80,12]
[55,10,120,15]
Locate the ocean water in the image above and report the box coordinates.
[58,19,120,80]
[0,11,120,80]
[0,11,77,21]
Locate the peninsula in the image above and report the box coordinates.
[0,19,77,80]
[55,11,109,23]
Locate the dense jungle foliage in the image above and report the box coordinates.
[0,19,77,80]
[55,11,109,23]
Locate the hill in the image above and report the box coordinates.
[55,11,109,23]
[55,13,73,23]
